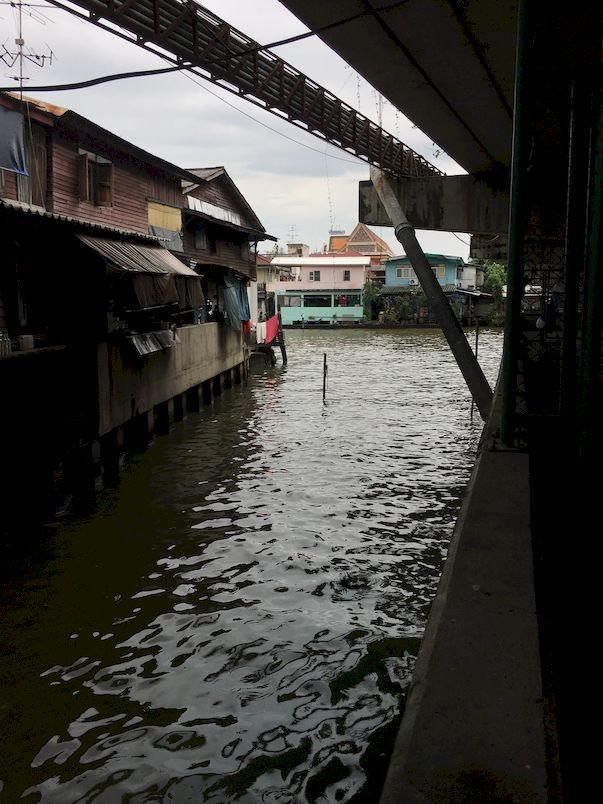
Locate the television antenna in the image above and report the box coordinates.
[1,1,54,96]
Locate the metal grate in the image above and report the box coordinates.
[46,0,444,179]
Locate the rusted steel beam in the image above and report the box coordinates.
[46,0,443,178]
[370,166,493,421]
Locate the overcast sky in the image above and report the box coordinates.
[1,0,471,257]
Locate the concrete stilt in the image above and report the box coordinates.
[202,380,213,405]
[68,442,97,507]
[100,430,120,486]
[154,401,170,435]
[173,393,184,422]
[124,412,151,449]
[186,385,201,413]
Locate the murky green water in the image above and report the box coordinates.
[0,328,502,802]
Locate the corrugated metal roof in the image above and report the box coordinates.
[0,198,158,241]
[77,234,199,276]
[183,205,277,241]
[6,91,68,117]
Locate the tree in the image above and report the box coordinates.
[482,262,507,302]
[481,262,507,326]
[363,281,380,319]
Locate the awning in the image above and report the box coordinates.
[77,234,203,310]
[77,234,198,276]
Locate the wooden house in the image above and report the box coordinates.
[0,91,274,526]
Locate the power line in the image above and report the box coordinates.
[0,63,185,92]
[452,232,471,246]
[178,68,365,166]
[0,57,368,165]
[0,0,440,171]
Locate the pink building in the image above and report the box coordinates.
[270,253,370,325]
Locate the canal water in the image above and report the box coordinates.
[0,328,503,803]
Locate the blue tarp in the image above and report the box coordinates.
[0,107,27,175]
[223,275,250,331]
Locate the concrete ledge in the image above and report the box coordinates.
[380,421,547,801]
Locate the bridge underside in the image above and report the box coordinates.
[279,2,601,802]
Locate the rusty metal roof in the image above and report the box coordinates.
[77,234,198,276]
[0,198,158,240]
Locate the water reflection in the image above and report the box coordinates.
[0,328,503,802]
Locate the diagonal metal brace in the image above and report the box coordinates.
[370,167,493,421]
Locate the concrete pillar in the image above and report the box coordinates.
[212,374,222,397]
[124,412,151,449]
[223,368,233,389]
[153,401,170,435]
[202,380,213,405]
[234,364,242,385]
[100,429,120,486]
[68,442,97,508]
[186,385,201,413]
[173,393,184,422]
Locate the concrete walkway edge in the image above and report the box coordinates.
[379,396,547,802]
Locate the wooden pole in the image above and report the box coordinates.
[323,352,327,402]
[277,313,288,365]
[475,316,479,361]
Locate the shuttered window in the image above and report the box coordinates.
[77,149,114,206]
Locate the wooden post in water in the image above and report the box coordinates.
[277,313,288,365]
[475,317,480,360]
[323,352,328,402]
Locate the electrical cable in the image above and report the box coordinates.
[1,1,406,92]
[0,0,440,171]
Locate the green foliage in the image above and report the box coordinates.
[482,262,507,300]
[382,307,400,325]
[393,296,414,321]
[363,280,379,318]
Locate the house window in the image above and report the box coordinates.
[396,267,403,278]
[437,264,446,278]
[78,150,113,206]
[343,269,351,281]
[457,267,463,279]
[15,126,47,207]
[309,270,321,281]
[277,295,301,307]
[194,226,208,250]
[303,294,331,307]
[403,268,410,278]
[335,294,361,306]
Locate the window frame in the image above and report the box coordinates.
[78,149,114,207]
